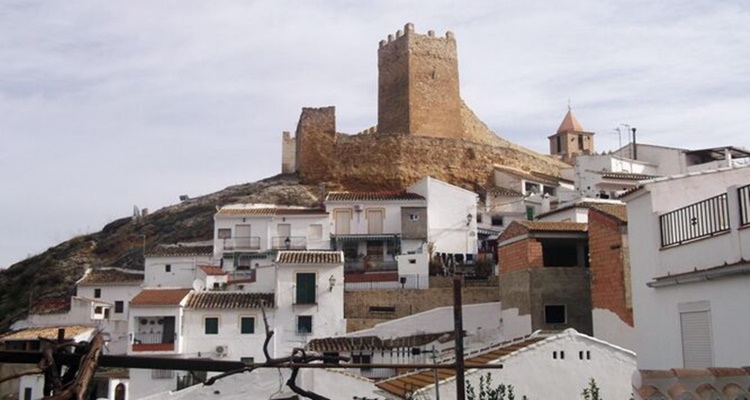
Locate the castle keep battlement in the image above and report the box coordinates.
[281,24,569,191]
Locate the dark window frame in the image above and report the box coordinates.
[205,317,219,335]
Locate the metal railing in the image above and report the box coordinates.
[133,332,174,345]
[222,236,260,250]
[660,193,730,247]
[271,236,307,250]
[739,184,750,227]
[344,260,398,273]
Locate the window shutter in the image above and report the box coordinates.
[680,310,712,368]
[296,273,316,304]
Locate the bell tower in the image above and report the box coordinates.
[548,106,595,163]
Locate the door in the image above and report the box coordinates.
[367,209,384,234]
[277,224,292,248]
[235,224,252,249]
[335,210,352,234]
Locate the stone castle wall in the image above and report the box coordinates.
[281,131,296,174]
[295,107,336,184]
[377,23,462,139]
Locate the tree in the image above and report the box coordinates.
[466,372,526,400]
[581,378,601,400]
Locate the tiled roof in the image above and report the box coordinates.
[493,165,560,186]
[78,268,144,286]
[185,292,274,309]
[517,220,588,232]
[145,245,214,258]
[0,326,95,342]
[487,186,524,197]
[376,334,547,397]
[277,250,344,264]
[600,171,659,180]
[30,297,71,315]
[199,265,227,276]
[130,289,190,306]
[556,109,585,133]
[589,203,627,223]
[306,332,454,353]
[325,191,425,202]
[215,206,327,216]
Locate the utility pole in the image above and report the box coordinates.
[453,276,466,400]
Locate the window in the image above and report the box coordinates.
[297,315,313,335]
[308,224,323,240]
[151,369,174,379]
[114,301,124,314]
[24,388,32,400]
[680,302,713,368]
[205,317,219,335]
[218,228,232,239]
[525,206,535,221]
[476,213,483,223]
[524,182,540,195]
[367,209,384,234]
[241,357,254,365]
[94,306,103,315]
[240,317,255,334]
[578,134,584,150]
[165,264,171,272]
[556,135,562,153]
[295,273,316,304]
[352,353,372,371]
[491,215,503,226]
[94,288,101,298]
[409,213,420,221]
[543,186,556,196]
[545,305,566,324]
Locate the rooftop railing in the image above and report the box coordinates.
[271,236,307,250]
[659,193,730,247]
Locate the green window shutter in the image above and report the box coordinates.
[296,273,316,304]
[240,317,255,334]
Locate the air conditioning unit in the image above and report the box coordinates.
[353,204,363,212]
[215,345,229,356]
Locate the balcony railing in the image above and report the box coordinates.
[271,236,307,250]
[132,332,175,352]
[344,260,398,273]
[739,184,750,227]
[660,193,730,247]
[222,237,260,251]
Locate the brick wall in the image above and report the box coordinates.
[344,286,499,332]
[498,239,543,273]
[588,209,633,326]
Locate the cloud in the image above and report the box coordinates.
[1,0,749,267]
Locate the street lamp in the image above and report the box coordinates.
[328,275,336,292]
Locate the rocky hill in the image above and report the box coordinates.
[0,174,319,331]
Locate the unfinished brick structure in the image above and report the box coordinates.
[284,23,569,191]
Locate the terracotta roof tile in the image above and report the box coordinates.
[185,292,274,309]
[516,220,588,232]
[199,265,227,276]
[589,203,628,223]
[307,332,454,353]
[277,250,343,264]
[216,206,327,216]
[78,269,144,286]
[145,245,213,258]
[325,191,425,202]
[376,334,546,397]
[0,326,95,342]
[30,297,71,315]
[600,171,659,180]
[130,289,190,306]
[557,109,585,133]
[493,165,560,186]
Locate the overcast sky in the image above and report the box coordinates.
[1,1,749,268]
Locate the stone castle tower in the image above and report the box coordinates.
[377,23,463,139]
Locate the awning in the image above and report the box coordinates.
[331,234,400,242]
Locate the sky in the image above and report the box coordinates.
[1,1,749,269]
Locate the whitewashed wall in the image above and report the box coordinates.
[409,177,478,255]
[181,307,270,361]
[145,255,210,289]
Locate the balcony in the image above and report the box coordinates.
[345,259,398,273]
[271,236,307,250]
[659,193,730,248]
[132,332,175,352]
[221,237,260,251]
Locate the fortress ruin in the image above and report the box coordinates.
[281,23,569,191]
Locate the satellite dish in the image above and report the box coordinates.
[192,279,205,292]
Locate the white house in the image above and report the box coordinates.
[623,166,750,398]
[144,244,214,289]
[324,190,428,273]
[375,329,636,400]
[213,204,330,271]
[614,143,750,176]
[572,154,659,199]
[408,176,479,260]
